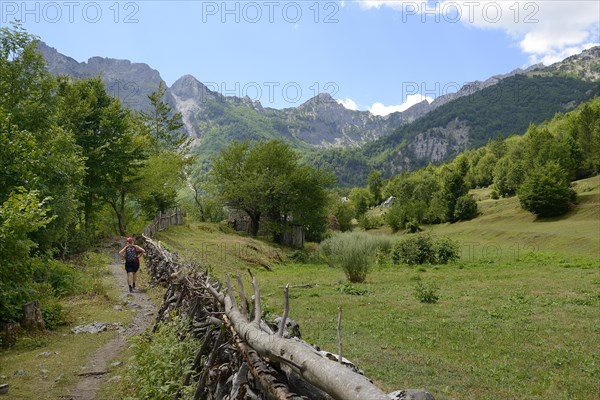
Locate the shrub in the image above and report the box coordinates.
[31,282,70,330]
[288,246,321,264]
[33,259,78,297]
[414,280,440,304]
[336,282,371,296]
[392,234,460,265]
[385,203,407,232]
[288,250,308,263]
[392,234,436,265]
[434,237,461,264]
[518,161,576,217]
[405,220,422,233]
[40,300,67,330]
[125,316,200,400]
[453,195,478,221]
[358,214,381,230]
[320,232,394,282]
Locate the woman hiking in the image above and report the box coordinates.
[119,237,145,293]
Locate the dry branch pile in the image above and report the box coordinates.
[141,235,435,400]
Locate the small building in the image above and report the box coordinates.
[381,196,395,208]
[227,207,305,248]
[227,207,251,233]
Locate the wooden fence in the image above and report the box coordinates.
[143,208,186,237]
[141,235,436,400]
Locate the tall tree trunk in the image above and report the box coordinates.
[192,185,206,221]
[84,192,94,230]
[108,190,127,236]
[247,210,260,236]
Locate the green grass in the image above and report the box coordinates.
[155,222,286,273]
[154,175,600,400]
[0,253,136,400]
[428,176,599,259]
[252,260,599,399]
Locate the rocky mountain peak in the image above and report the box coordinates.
[299,92,345,112]
[170,74,217,102]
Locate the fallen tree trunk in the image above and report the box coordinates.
[208,277,391,400]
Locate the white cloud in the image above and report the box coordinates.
[357,0,412,10]
[356,1,600,66]
[528,42,598,66]
[369,94,433,116]
[337,98,359,110]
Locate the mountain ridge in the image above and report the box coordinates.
[37,41,600,185]
[37,40,549,148]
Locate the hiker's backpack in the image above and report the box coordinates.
[125,246,138,262]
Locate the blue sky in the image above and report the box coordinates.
[3,1,599,114]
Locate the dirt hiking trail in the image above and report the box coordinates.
[66,260,157,400]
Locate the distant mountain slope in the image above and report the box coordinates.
[168,75,408,152]
[39,42,408,151]
[38,42,164,111]
[530,46,600,81]
[311,47,600,185]
[36,40,553,154]
[365,75,599,177]
[38,41,599,186]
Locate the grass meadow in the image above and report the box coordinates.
[155,175,599,400]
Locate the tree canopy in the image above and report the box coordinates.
[210,140,334,242]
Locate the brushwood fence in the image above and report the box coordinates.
[141,234,435,400]
[143,208,186,237]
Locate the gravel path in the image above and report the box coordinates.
[66,261,157,400]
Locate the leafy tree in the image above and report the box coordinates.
[349,187,373,218]
[367,170,384,205]
[330,198,355,232]
[568,102,600,176]
[0,189,54,324]
[58,77,146,235]
[523,125,571,174]
[440,167,469,222]
[134,84,193,219]
[1,25,84,254]
[492,136,526,197]
[210,141,261,234]
[454,195,478,221]
[0,23,56,134]
[140,81,190,154]
[471,152,497,188]
[518,161,576,217]
[210,140,333,242]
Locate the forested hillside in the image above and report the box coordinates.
[355,97,600,233]
[318,75,599,186]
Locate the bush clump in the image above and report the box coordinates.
[518,161,576,217]
[414,279,440,304]
[453,195,478,221]
[125,316,200,400]
[321,232,394,282]
[358,214,382,230]
[392,234,460,265]
[336,282,372,296]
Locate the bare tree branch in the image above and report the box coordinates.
[278,284,290,338]
[337,307,343,364]
[236,272,248,318]
[251,275,261,325]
